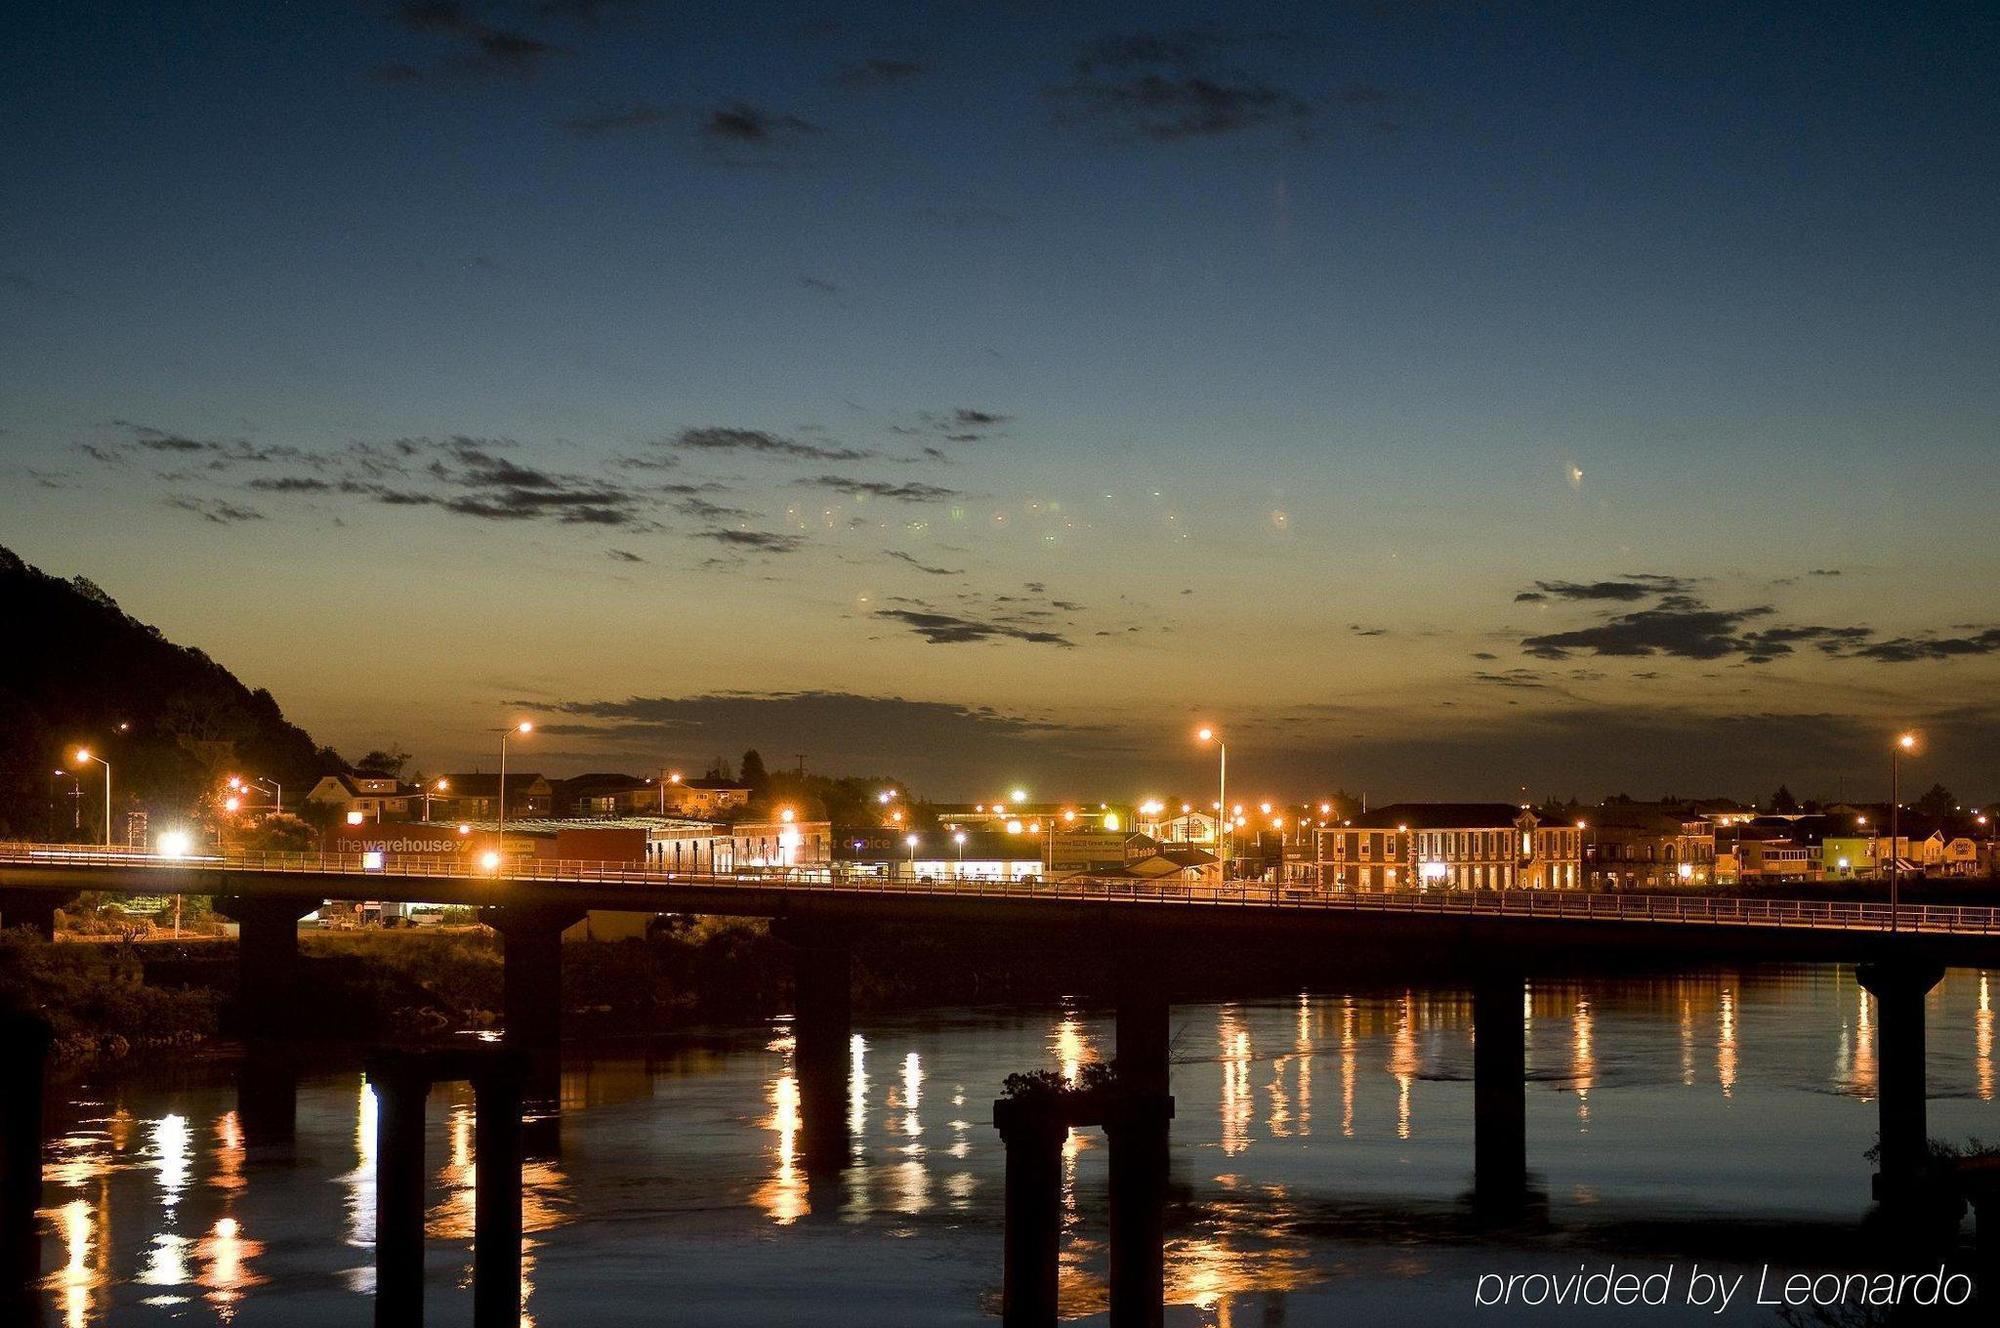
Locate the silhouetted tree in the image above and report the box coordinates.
[1769,784,1799,813]
[1916,783,1957,823]
[739,748,769,792]
[355,746,411,777]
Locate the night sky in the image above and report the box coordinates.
[4,1,1996,800]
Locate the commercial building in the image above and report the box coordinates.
[1313,804,1583,892]
[1583,803,1716,890]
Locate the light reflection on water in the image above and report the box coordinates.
[29,965,2000,1324]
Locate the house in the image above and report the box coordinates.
[552,773,661,818]
[1313,804,1584,892]
[664,777,755,818]
[432,773,553,821]
[304,773,418,823]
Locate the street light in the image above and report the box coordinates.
[423,778,449,821]
[1890,732,1917,932]
[498,720,533,839]
[73,748,111,848]
[1197,727,1226,879]
[658,768,683,815]
[905,833,920,877]
[249,776,281,814]
[953,830,967,877]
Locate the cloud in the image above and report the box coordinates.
[246,476,335,493]
[809,476,958,502]
[1520,595,1882,664]
[1049,28,1313,141]
[164,496,264,525]
[381,1,567,82]
[1515,575,1695,603]
[559,103,674,136]
[885,550,964,576]
[1843,629,2000,664]
[799,275,841,294]
[1472,669,1549,689]
[875,608,1074,648]
[704,102,816,143]
[837,58,924,90]
[607,548,645,563]
[670,426,872,462]
[697,529,805,553]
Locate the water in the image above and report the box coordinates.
[30,965,2000,1325]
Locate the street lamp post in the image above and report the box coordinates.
[1197,727,1227,881]
[953,830,967,879]
[657,769,683,815]
[73,749,112,848]
[1890,732,1916,933]
[250,777,281,815]
[498,721,534,839]
[423,778,449,821]
[905,833,920,879]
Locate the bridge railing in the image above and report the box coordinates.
[2,841,1996,935]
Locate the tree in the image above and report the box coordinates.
[1769,784,1798,814]
[355,746,411,777]
[1916,783,1957,823]
[739,749,769,791]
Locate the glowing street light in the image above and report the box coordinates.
[1010,788,1028,804]
[497,720,533,838]
[1196,727,1226,878]
[72,748,111,848]
[1890,732,1918,932]
[905,833,920,875]
[953,830,967,875]
[423,778,450,821]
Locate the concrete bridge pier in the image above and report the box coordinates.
[215,896,319,1038]
[994,1098,1068,1328]
[481,903,585,1111]
[1857,959,1946,1202]
[0,1012,53,1302]
[1105,1091,1175,1328]
[2,889,75,941]
[471,1058,527,1328]
[782,935,855,1179]
[1114,985,1172,1099]
[236,1040,299,1158]
[365,1058,432,1327]
[1472,971,1529,1212]
[364,1046,530,1328]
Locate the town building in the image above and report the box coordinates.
[430,773,553,821]
[1583,802,1715,890]
[304,773,419,823]
[1313,804,1583,892]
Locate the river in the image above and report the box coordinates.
[30,963,2000,1325]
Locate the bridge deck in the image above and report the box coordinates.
[3,841,1996,938]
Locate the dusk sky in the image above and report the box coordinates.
[4,1,1997,801]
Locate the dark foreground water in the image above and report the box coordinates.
[30,965,2000,1325]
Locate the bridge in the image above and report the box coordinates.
[2,841,1994,1325]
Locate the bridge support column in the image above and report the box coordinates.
[1857,959,1946,1202]
[481,904,584,1113]
[472,1058,527,1328]
[1473,972,1528,1211]
[237,1040,299,1158]
[2,890,75,941]
[994,1099,1068,1328]
[0,1013,52,1301]
[367,1058,432,1327]
[1106,1091,1174,1328]
[1114,985,1171,1099]
[785,937,854,1180]
[216,896,319,1038]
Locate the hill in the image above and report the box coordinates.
[0,545,343,840]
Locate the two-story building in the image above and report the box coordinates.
[1314,804,1583,892]
[432,772,553,821]
[304,773,419,823]
[1584,802,1716,890]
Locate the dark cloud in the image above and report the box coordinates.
[559,103,673,136]
[672,495,755,521]
[1843,629,2000,664]
[837,58,924,90]
[697,529,805,553]
[607,548,644,562]
[670,426,872,462]
[885,550,964,576]
[799,275,841,294]
[382,1,567,82]
[704,102,816,143]
[246,476,335,493]
[1515,575,1695,603]
[875,608,1074,648]
[164,496,264,525]
[1520,596,1881,665]
[1050,28,1312,141]
[1472,669,1549,689]
[809,476,958,502]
